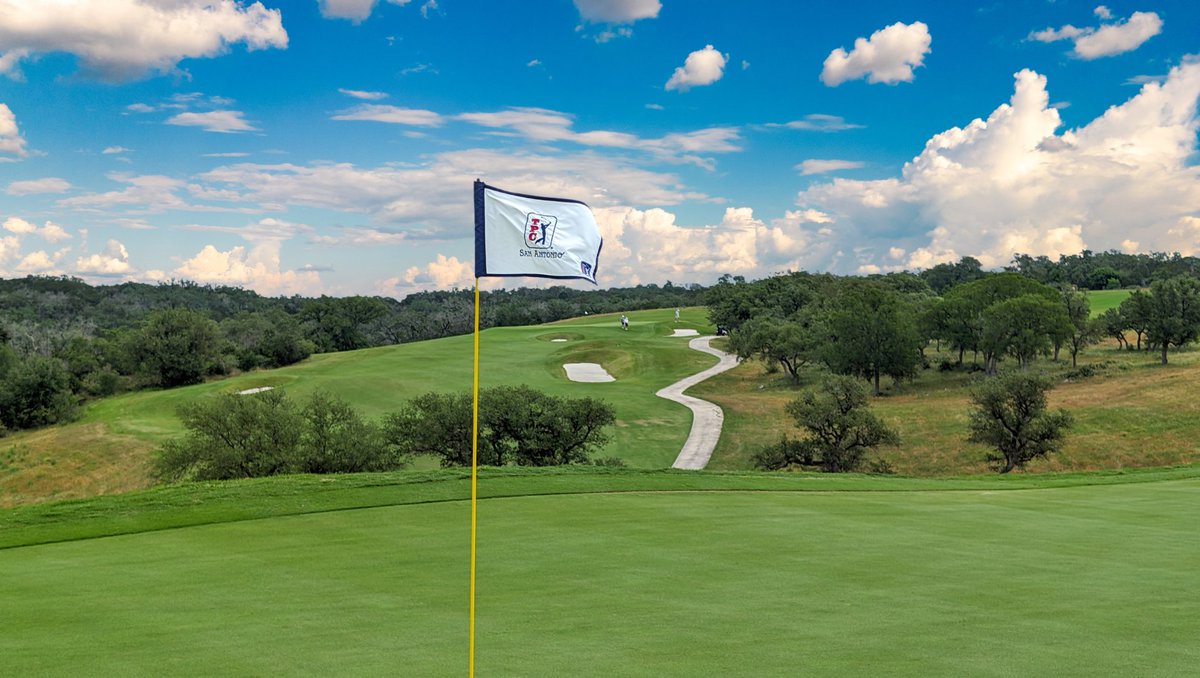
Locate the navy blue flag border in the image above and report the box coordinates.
[474,179,603,283]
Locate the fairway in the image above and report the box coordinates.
[3,477,1197,676]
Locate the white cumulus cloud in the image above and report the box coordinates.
[1030,10,1161,60]
[665,45,728,92]
[794,60,1200,272]
[175,240,323,296]
[75,239,133,276]
[821,21,931,86]
[0,0,287,81]
[0,103,27,156]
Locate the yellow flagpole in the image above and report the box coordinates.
[468,278,480,677]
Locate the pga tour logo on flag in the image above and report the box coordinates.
[474,180,602,284]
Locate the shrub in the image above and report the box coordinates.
[156,389,405,481]
[0,356,77,431]
[384,386,616,468]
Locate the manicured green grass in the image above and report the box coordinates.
[1086,288,1132,317]
[1,308,714,505]
[2,469,1197,676]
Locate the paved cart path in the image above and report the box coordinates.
[656,336,740,470]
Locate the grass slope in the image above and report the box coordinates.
[2,469,1197,676]
[699,340,1200,473]
[1086,288,1131,316]
[1,308,712,506]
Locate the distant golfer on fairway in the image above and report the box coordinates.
[620,314,629,330]
[674,308,680,323]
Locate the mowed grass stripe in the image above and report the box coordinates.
[2,480,1197,676]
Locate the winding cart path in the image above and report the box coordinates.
[656,336,740,470]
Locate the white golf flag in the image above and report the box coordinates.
[474,180,602,284]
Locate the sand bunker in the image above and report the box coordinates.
[563,363,615,383]
[670,329,700,337]
[551,338,568,342]
[237,386,275,395]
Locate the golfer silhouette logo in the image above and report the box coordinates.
[524,212,558,249]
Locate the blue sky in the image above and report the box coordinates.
[0,0,1197,297]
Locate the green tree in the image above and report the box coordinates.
[825,280,921,395]
[1119,290,1153,351]
[967,372,1072,473]
[918,256,985,294]
[156,390,303,481]
[782,375,899,472]
[385,386,615,467]
[1141,276,1200,364]
[0,356,77,430]
[1062,289,1098,367]
[980,295,1072,372]
[1097,307,1128,350]
[300,296,390,352]
[729,311,824,381]
[297,390,399,473]
[384,391,479,465]
[128,308,223,387]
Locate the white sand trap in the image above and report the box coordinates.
[551,338,568,342]
[237,386,274,395]
[670,329,700,337]
[563,363,615,383]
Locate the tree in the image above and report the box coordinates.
[1119,290,1153,351]
[1097,308,1128,350]
[127,308,223,387]
[384,386,615,467]
[297,390,397,473]
[300,296,390,352]
[1062,289,1099,367]
[782,375,899,472]
[157,390,303,481]
[967,372,1072,473]
[729,311,823,381]
[980,295,1071,373]
[484,386,616,466]
[919,256,985,294]
[824,280,921,395]
[1140,276,1200,364]
[0,356,77,430]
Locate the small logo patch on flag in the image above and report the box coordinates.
[524,213,558,249]
[580,261,592,277]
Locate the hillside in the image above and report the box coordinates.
[1,308,714,506]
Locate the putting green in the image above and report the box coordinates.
[2,478,1197,676]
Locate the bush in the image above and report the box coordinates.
[297,390,398,473]
[752,435,817,470]
[384,386,616,468]
[156,389,405,481]
[782,375,899,472]
[0,356,77,431]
